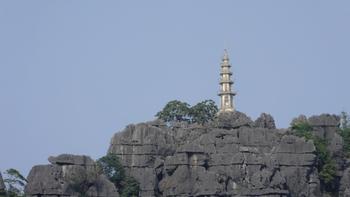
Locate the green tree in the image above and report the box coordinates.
[97,153,125,189]
[97,153,139,196]
[3,168,27,197]
[156,100,191,122]
[120,177,140,197]
[190,100,218,124]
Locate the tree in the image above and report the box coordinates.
[96,153,125,189]
[97,153,140,196]
[190,100,218,124]
[156,100,191,122]
[120,177,139,197]
[3,168,27,197]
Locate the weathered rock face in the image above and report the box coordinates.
[25,154,119,197]
[25,111,348,196]
[108,111,331,196]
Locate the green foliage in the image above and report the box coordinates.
[156,99,218,125]
[97,153,139,196]
[340,127,350,157]
[291,122,337,187]
[120,177,140,197]
[97,153,125,189]
[3,168,27,197]
[156,100,191,122]
[292,122,313,140]
[339,112,350,157]
[190,100,218,125]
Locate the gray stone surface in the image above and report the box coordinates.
[215,111,254,129]
[107,112,334,196]
[25,155,119,197]
[48,154,95,166]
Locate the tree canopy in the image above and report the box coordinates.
[97,153,139,197]
[156,99,218,125]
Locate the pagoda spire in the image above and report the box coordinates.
[218,49,236,113]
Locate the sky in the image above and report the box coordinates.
[0,1,349,176]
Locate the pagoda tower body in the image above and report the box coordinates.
[218,50,236,113]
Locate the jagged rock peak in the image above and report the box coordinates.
[254,113,276,129]
[215,110,254,129]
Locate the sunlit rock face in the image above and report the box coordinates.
[109,111,343,197]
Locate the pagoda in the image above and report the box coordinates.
[218,50,236,113]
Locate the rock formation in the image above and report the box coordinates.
[25,154,119,197]
[108,111,327,196]
[25,111,350,196]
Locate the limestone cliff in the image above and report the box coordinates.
[25,111,350,197]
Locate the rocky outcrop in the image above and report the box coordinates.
[25,111,348,196]
[108,111,325,196]
[255,113,276,129]
[25,154,119,197]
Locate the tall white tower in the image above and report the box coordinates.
[218,50,236,113]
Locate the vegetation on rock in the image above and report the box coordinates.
[291,122,337,190]
[97,153,139,196]
[2,168,27,197]
[156,99,218,125]
[339,111,350,157]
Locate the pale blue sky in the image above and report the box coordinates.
[0,1,349,176]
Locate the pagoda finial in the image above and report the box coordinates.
[223,49,229,61]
